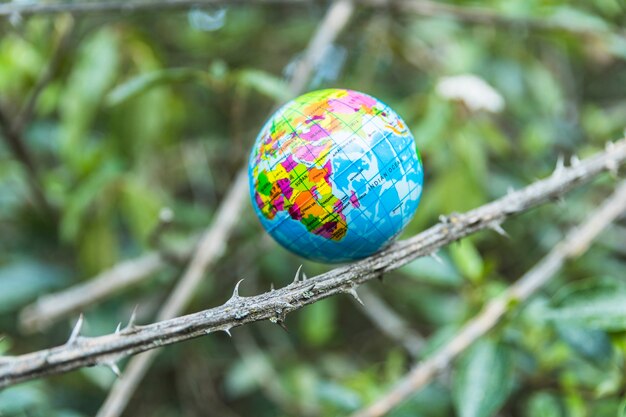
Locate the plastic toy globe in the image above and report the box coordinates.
[248,88,423,263]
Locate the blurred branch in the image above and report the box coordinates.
[350,180,626,417]
[0,0,307,17]
[95,2,355,416]
[353,286,424,359]
[0,105,52,214]
[1,0,621,41]
[1,137,624,389]
[19,253,168,333]
[13,16,76,133]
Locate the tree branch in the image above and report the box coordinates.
[353,286,424,359]
[0,137,624,389]
[19,253,168,333]
[1,0,620,41]
[350,181,626,417]
[0,0,306,17]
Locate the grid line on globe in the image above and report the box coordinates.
[248,88,424,263]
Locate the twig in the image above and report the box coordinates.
[1,0,621,41]
[13,16,76,134]
[0,138,624,389]
[0,0,306,17]
[19,253,167,333]
[95,3,355,415]
[0,105,52,214]
[355,285,424,359]
[349,181,626,417]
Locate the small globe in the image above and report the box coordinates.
[248,88,423,263]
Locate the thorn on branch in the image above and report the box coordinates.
[221,327,232,337]
[606,159,619,178]
[103,361,121,378]
[570,155,580,166]
[66,314,84,346]
[115,323,121,334]
[430,251,444,264]
[228,279,246,302]
[122,305,139,333]
[554,154,566,176]
[292,265,303,284]
[345,286,364,306]
[489,221,509,238]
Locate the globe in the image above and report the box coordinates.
[248,88,423,263]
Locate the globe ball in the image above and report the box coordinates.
[248,88,423,263]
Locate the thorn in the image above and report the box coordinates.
[124,305,138,332]
[159,207,174,223]
[302,272,308,280]
[270,282,275,291]
[606,141,615,152]
[507,186,515,195]
[554,154,565,176]
[229,279,245,302]
[346,287,364,306]
[606,159,619,178]
[222,327,232,337]
[67,314,84,346]
[430,251,444,264]
[277,320,289,332]
[489,222,509,238]
[570,155,580,166]
[115,323,121,334]
[293,265,303,284]
[106,362,121,378]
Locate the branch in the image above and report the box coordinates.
[19,253,167,333]
[95,2,355,416]
[354,286,424,359]
[0,137,624,389]
[350,181,626,417]
[0,0,306,17]
[0,105,53,214]
[1,0,620,41]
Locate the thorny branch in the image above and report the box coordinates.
[350,179,626,417]
[0,137,624,389]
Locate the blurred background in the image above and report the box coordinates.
[0,0,625,416]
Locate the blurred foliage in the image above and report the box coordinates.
[0,1,625,416]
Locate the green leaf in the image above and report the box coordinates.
[547,282,626,331]
[400,252,463,287]
[224,353,272,398]
[106,68,208,106]
[237,69,290,101]
[554,323,613,367]
[453,339,513,417]
[60,28,120,160]
[119,178,162,242]
[0,261,67,313]
[316,381,362,411]
[525,392,562,417]
[0,382,47,414]
[300,297,337,347]
[450,240,484,283]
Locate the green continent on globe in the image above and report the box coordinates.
[254,158,347,241]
